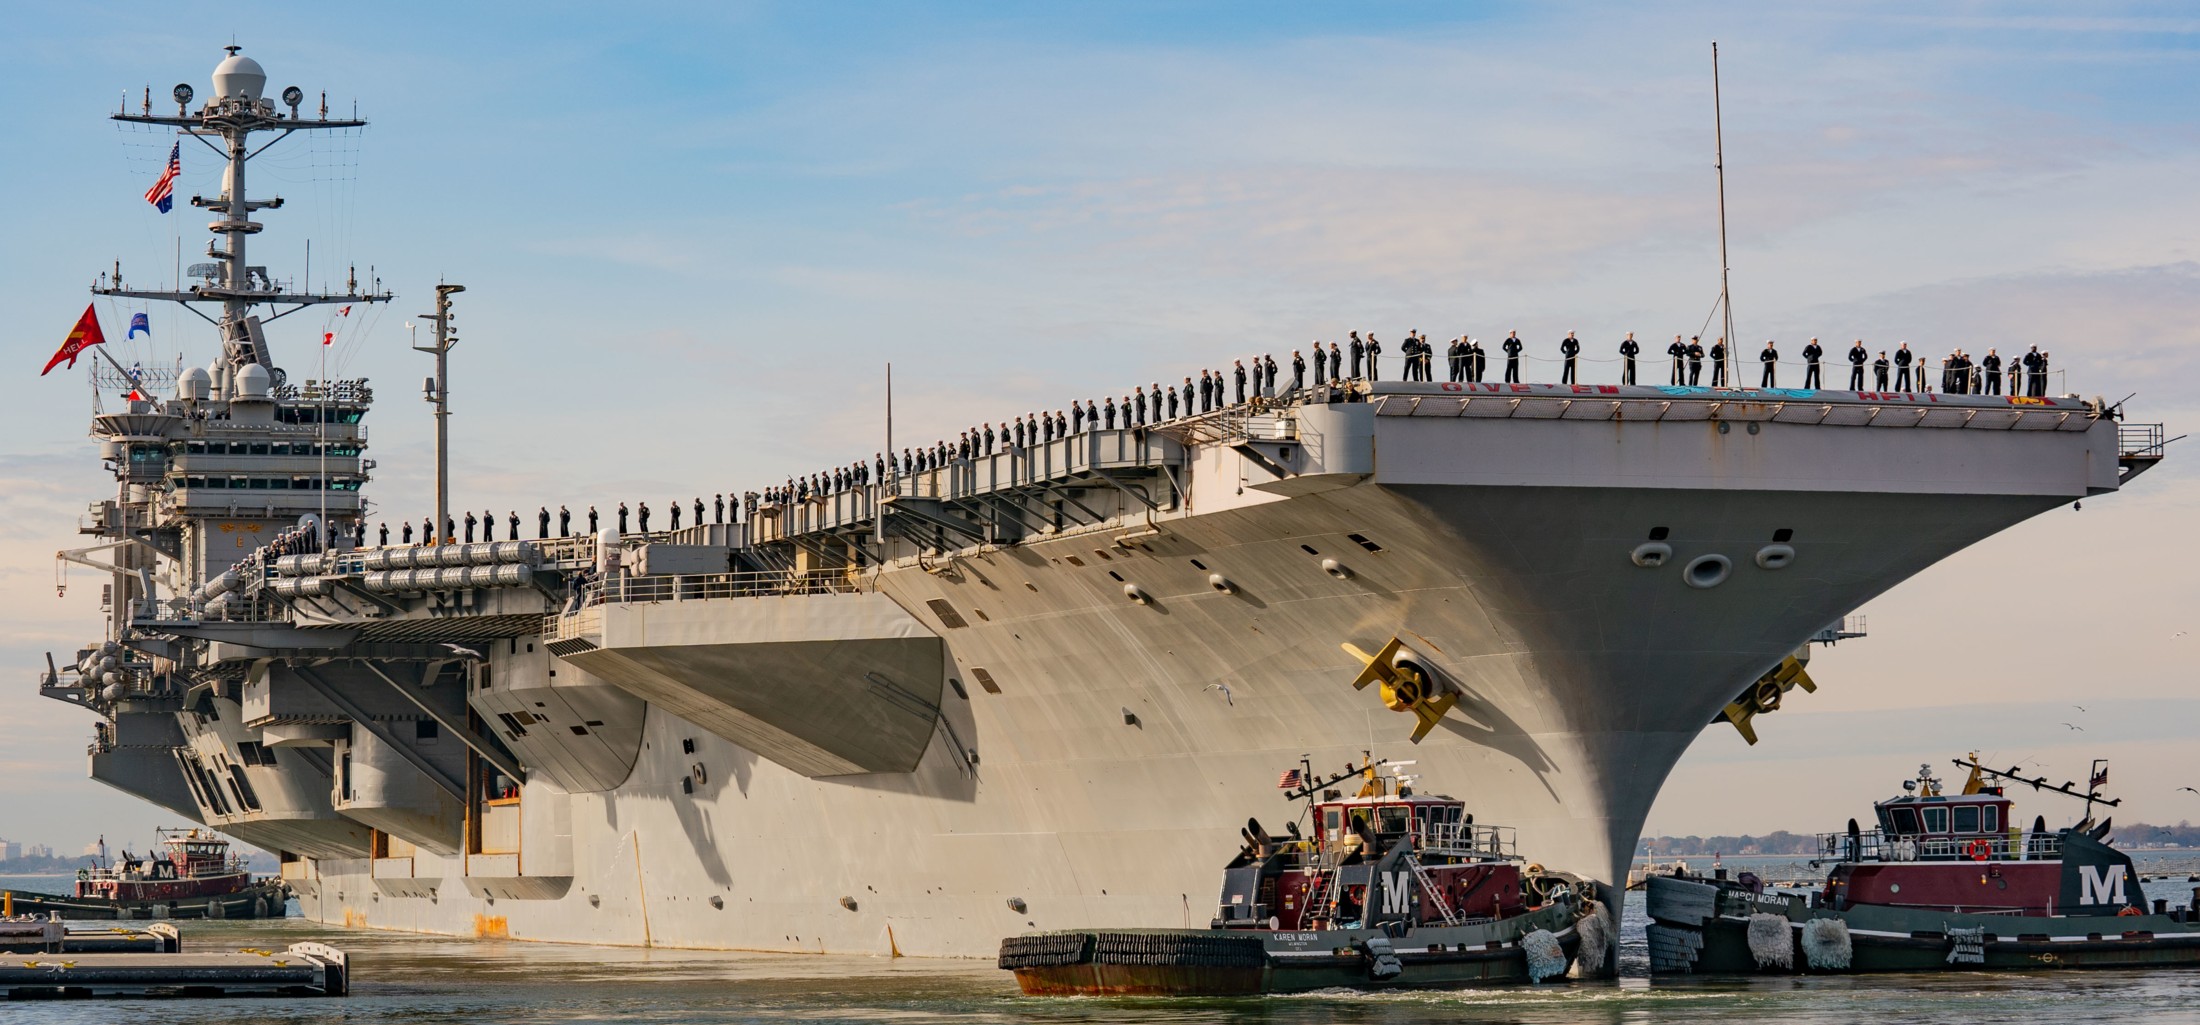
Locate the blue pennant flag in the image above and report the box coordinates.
[129,313,150,339]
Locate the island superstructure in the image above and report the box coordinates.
[39,48,2168,959]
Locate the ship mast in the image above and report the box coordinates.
[100,46,392,379]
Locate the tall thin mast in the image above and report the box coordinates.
[1712,41,1736,378]
[415,285,464,544]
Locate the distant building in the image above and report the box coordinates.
[0,840,14,861]
[30,844,53,859]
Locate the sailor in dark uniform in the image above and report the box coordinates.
[1313,343,1327,386]
[1686,337,1705,385]
[1349,332,1365,379]
[588,506,599,535]
[1801,337,1824,388]
[1502,332,1523,383]
[1619,333,1639,385]
[378,522,389,546]
[1848,341,1868,390]
[1165,384,1180,420]
[669,501,682,531]
[1328,342,1342,382]
[464,510,477,543]
[539,507,551,538]
[1709,337,1728,386]
[1292,351,1307,391]
[1365,336,1381,382]
[1447,338,1464,382]
[401,521,414,544]
[1470,338,1487,382]
[1667,336,1686,384]
[1873,352,1890,390]
[1981,349,2002,394]
[1104,398,1117,429]
[1893,343,1914,390]
[1759,341,1779,387]
[638,502,650,533]
[560,505,572,536]
[1560,332,1581,384]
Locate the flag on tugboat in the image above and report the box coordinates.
[1277,768,1304,791]
[2091,765,2110,789]
[145,142,180,213]
[41,304,107,376]
[128,312,151,339]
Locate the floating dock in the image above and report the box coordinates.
[0,941,346,998]
[0,918,181,954]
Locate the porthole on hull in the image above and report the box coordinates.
[1684,554,1732,589]
[1631,542,1672,568]
[1754,544,1796,570]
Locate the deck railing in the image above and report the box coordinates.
[1815,828,2063,864]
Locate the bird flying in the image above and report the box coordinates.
[2180,787,2199,795]
[441,643,485,660]
[1203,683,1233,706]
[2060,722,2084,731]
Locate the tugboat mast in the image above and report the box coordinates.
[100,45,391,378]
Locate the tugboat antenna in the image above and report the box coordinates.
[1711,41,1737,380]
[1956,758,2121,808]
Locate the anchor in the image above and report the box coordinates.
[1341,636,1457,743]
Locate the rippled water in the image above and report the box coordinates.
[5,865,2200,1024]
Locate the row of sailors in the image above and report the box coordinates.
[1435,332,2056,396]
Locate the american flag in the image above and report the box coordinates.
[1277,768,1304,791]
[2091,765,2109,789]
[145,142,179,213]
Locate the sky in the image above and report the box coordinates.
[0,2,2195,856]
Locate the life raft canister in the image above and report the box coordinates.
[1966,840,1993,861]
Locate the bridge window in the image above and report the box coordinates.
[1887,807,1920,834]
[1984,806,2000,833]
[1953,805,1980,834]
[1922,807,1949,834]
[1377,806,1411,835]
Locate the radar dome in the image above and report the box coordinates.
[234,362,272,399]
[178,366,212,401]
[212,52,268,103]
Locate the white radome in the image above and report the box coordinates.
[212,53,267,103]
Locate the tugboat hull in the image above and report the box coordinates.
[1,881,288,921]
[1004,905,1587,995]
[1646,874,2200,975]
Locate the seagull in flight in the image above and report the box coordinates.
[2179,787,2199,795]
[2072,704,2086,713]
[440,643,486,660]
[2060,722,2084,731]
[1203,683,1234,706]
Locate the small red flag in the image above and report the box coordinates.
[42,304,106,376]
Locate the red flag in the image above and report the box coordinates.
[42,304,106,376]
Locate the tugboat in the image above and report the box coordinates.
[1646,755,2200,974]
[1,829,286,921]
[1000,756,1608,995]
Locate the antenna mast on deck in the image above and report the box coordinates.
[415,284,464,545]
[1711,41,1737,381]
[100,46,393,379]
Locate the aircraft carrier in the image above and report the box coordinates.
[40,49,2168,959]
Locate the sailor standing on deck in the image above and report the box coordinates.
[638,502,651,533]
[1667,335,1686,384]
[669,502,682,531]
[1292,351,1307,391]
[1759,340,1779,387]
[1848,341,1868,390]
[378,522,389,546]
[1982,349,2002,394]
[464,510,477,543]
[1470,338,1487,382]
[1893,343,1914,390]
[1349,332,1365,379]
[1503,331,1523,383]
[588,506,598,534]
[1801,338,1824,388]
[402,521,414,544]
[1365,336,1382,382]
[560,505,571,537]
[1709,337,1728,387]
[1447,337,1464,382]
[1619,332,1639,385]
[510,511,521,540]
[1687,337,1705,386]
[1873,351,1890,390]
[1560,332,1581,384]
[1328,342,1342,383]
[1313,343,1327,386]
[539,507,551,539]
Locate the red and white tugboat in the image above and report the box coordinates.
[3,829,286,921]
[1647,755,2200,974]
[1001,756,1608,995]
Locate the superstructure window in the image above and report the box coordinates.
[1377,806,1410,835]
[1983,806,2000,834]
[1952,805,1980,834]
[1887,807,1920,835]
[1922,807,1949,834]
